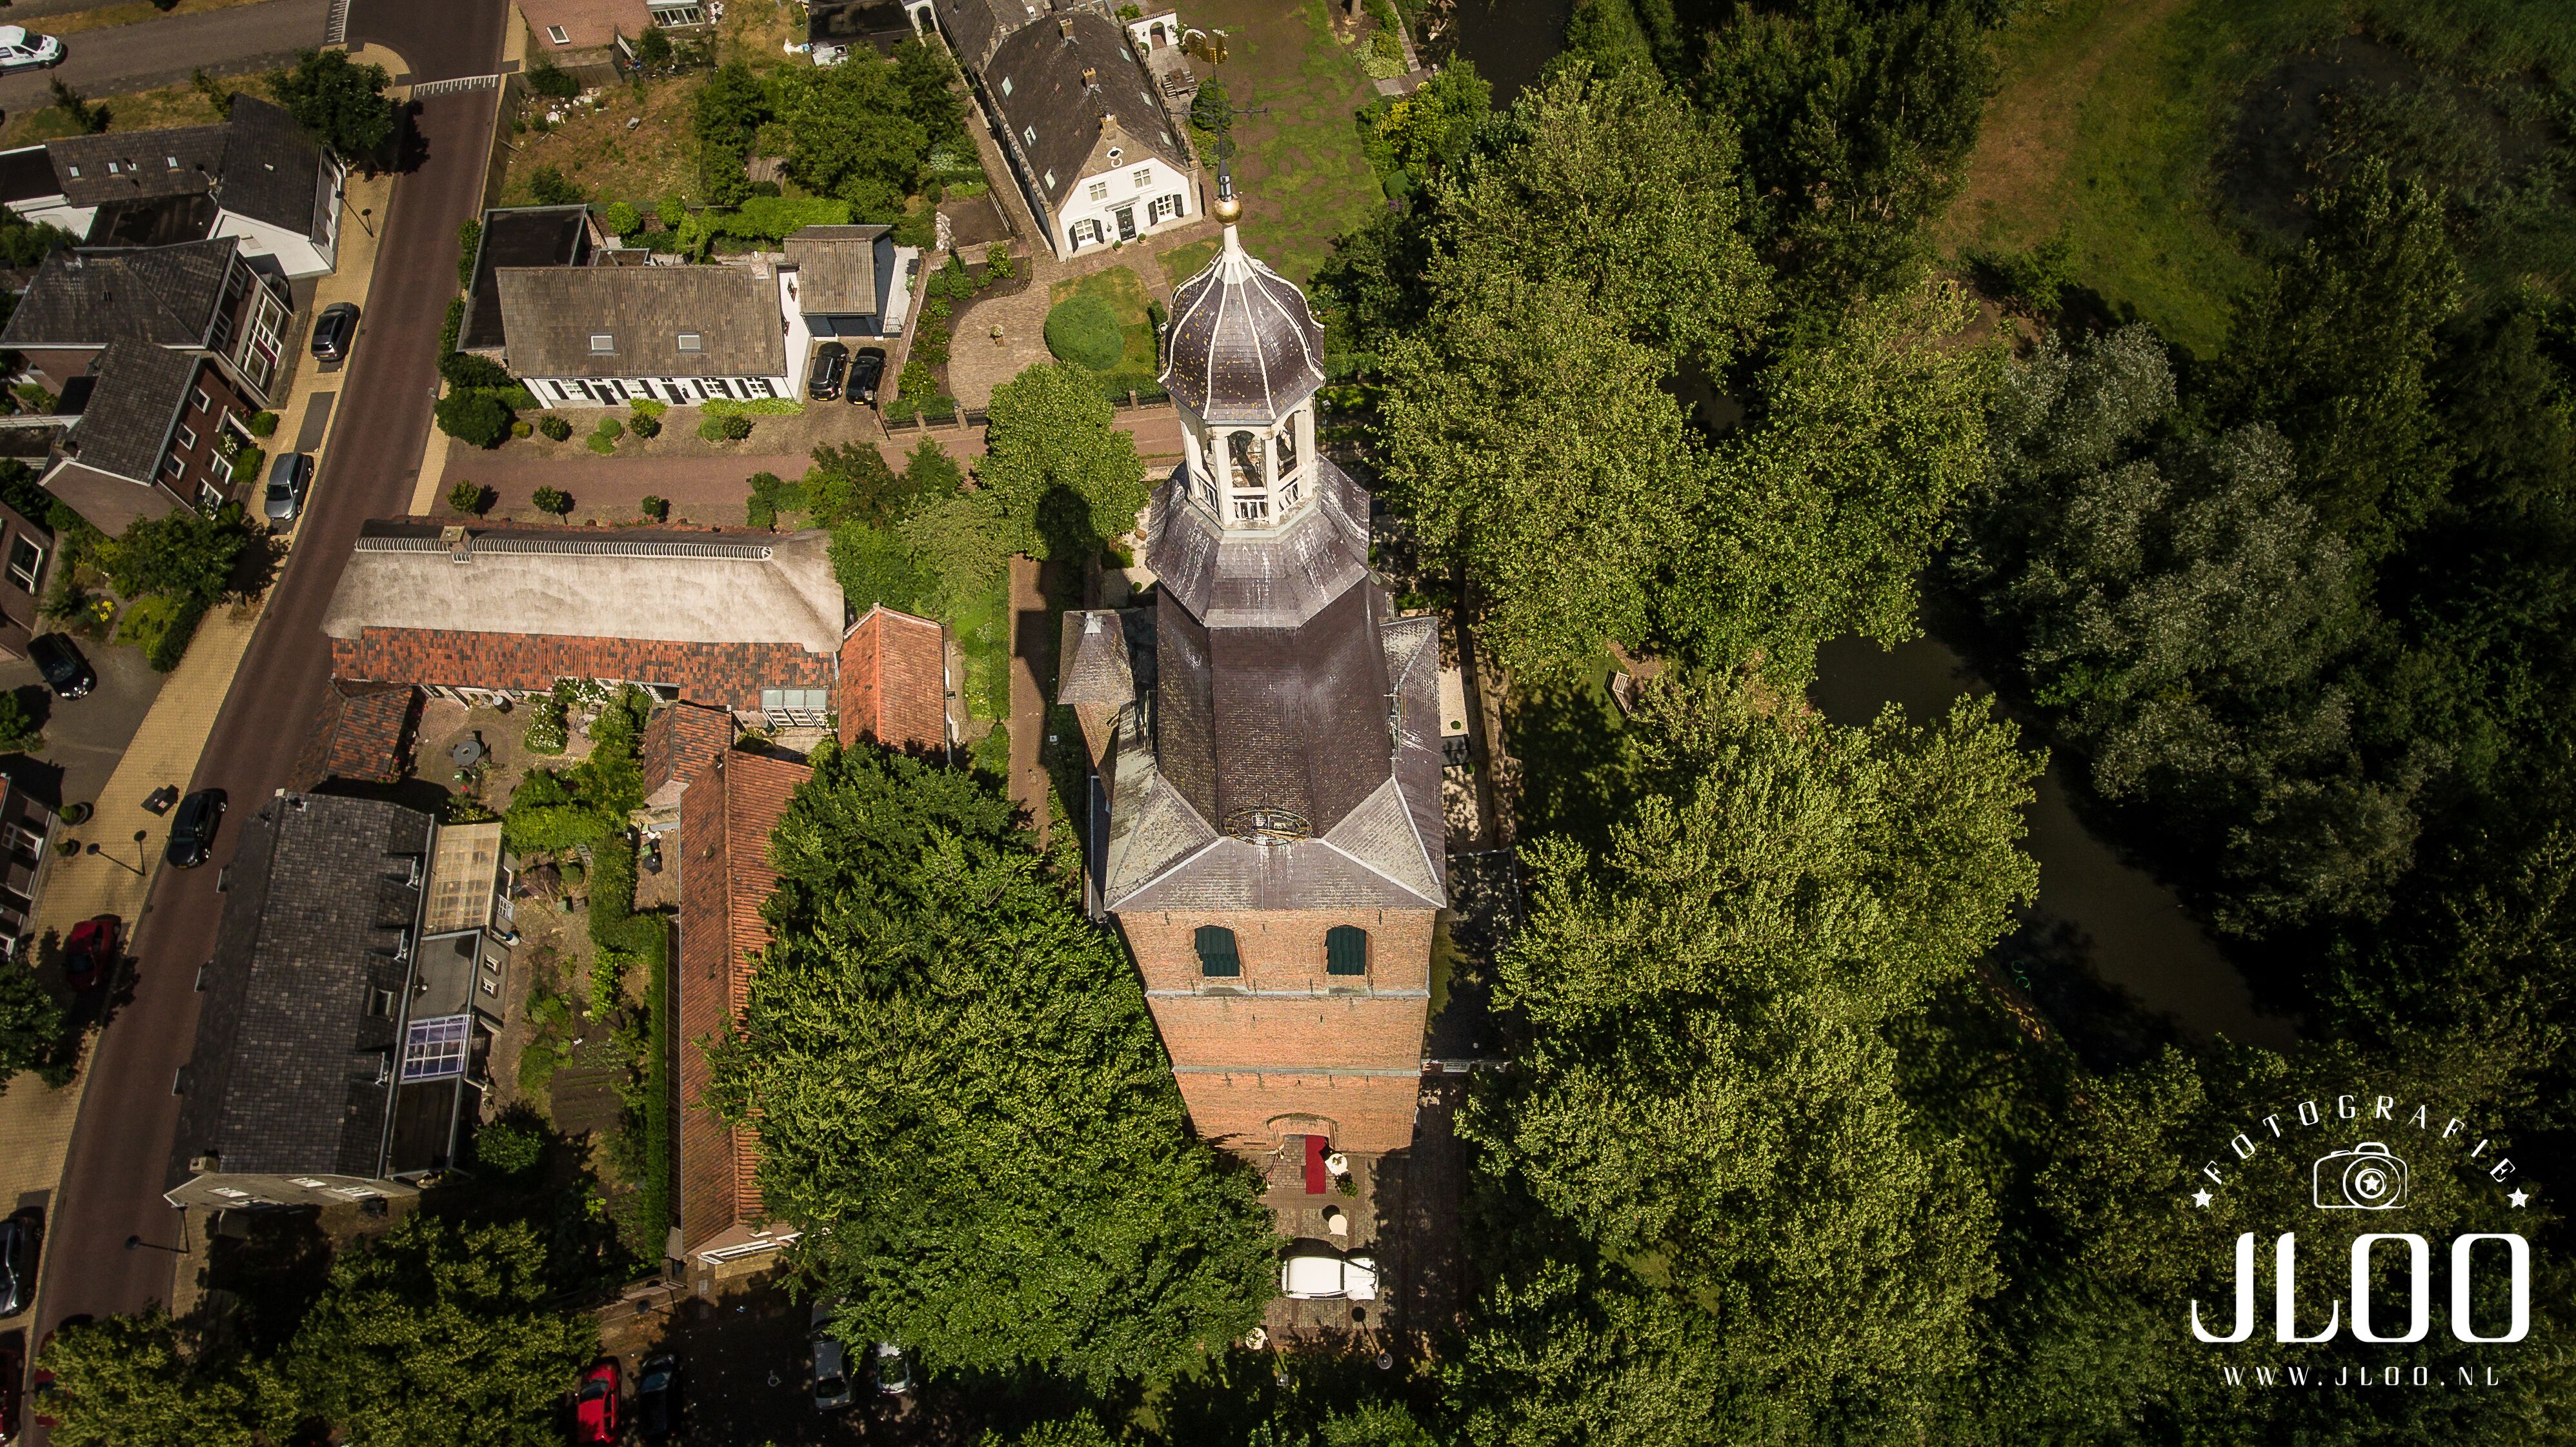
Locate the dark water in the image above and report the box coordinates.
[1442,0,1573,103]
[1809,634,2297,1051]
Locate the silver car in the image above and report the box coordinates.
[263,452,313,528]
[810,1302,854,1410]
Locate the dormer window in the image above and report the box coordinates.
[166,156,180,168]
[589,333,615,354]
[676,332,701,352]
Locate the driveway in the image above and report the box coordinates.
[0,0,330,116]
[0,640,165,816]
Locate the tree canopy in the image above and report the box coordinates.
[269,49,397,159]
[706,742,1274,1388]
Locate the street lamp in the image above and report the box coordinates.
[84,829,149,878]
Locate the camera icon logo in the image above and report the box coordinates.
[2313,1141,2410,1211]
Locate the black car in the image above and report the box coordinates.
[26,632,93,700]
[809,341,849,401]
[849,347,887,407]
[0,1212,37,1317]
[636,1353,681,1441]
[163,788,225,869]
[310,301,359,363]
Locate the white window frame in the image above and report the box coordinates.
[677,332,702,354]
[193,387,212,412]
[176,423,197,451]
[589,333,616,354]
[547,24,570,43]
[6,536,43,592]
[1089,181,1109,203]
[1132,167,1152,189]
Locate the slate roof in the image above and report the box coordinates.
[1162,226,1325,424]
[987,11,1190,214]
[48,96,325,237]
[0,237,236,349]
[783,225,889,316]
[463,205,595,352]
[64,341,199,484]
[170,794,436,1187]
[494,263,786,379]
[323,522,845,657]
[85,193,223,248]
[1058,609,1135,704]
[293,679,420,789]
[934,0,1049,72]
[0,144,55,206]
[1148,459,1372,629]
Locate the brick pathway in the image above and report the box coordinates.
[947,221,1218,409]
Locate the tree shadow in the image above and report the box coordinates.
[201,1207,334,1355]
[1502,660,1631,858]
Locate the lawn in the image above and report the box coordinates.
[1049,265,1160,392]
[1160,238,1218,290]
[1938,0,2576,357]
[0,77,238,148]
[1182,0,1391,282]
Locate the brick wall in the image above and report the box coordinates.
[165,359,251,509]
[1116,907,1435,1153]
[836,606,946,753]
[332,629,832,712]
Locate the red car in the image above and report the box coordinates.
[573,1361,619,1444]
[63,916,118,991]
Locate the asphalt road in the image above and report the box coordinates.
[0,0,331,118]
[26,0,505,1423]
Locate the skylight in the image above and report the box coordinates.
[677,332,702,352]
[589,333,616,354]
[399,1015,471,1082]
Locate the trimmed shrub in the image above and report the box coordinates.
[640,494,669,521]
[629,411,661,439]
[630,397,667,419]
[456,219,482,288]
[697,398,801,417]
[594,416,625,443]
[245,410,279,438]
[523,694,569,753]
[475,1118,544,1174]
[532,485,573,516]
[435,390,512,447]
[603,201,643,236]
[719,413,752,440]
[438,349,516,390]
[1043,294,1125,370]
[539,414,572,441]
[447,480,489,514]
[510,419,533,438]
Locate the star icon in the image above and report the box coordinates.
[2508,1188,2530,1208]
[2191,1189,2213,1208]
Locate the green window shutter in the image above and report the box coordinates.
[1325,926,1368,976]
[1195,926,1240,976]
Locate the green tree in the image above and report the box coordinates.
[976,362,1151,565]
[1189,75,1231,136]
[0,218,79,268]
[1451,671,2038,1443]
[0,687,41,753]
[436,390,513,448]
[96,507,247,604]
[694,61,769,207]
[279,1216,596,1446]
[35,1310,260,1447]
[0,958,68,1088]
[707,744,1274,1388]
[891,37,967,152]
[777,61,929,219]
[269,49,397,159]
[2211,159,2464,562]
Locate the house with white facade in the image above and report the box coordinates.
[984,11,1196,260]
[493,261,812,408]
[0,96,347,279]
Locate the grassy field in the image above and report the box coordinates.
[1160,237,1218,290]
[1940,0,2576,357]
[1183,0,1391,281]
[0,78,237,148]
[501,76,705,208]
[1049,265,1159,390]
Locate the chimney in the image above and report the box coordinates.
[1058,15,1072,37]
[1082,66,1098,88]
[1101,110,1121,139]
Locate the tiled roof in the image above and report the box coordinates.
[1162,226,1325,424]
[0,237,236,349]
[835,605,945,754]
[63,341,199,485]
[494,263,785,379]
[323,523,845,656]
[332,631,832,713]
[170,794,435,1186]
[48,96,324,237]
[463,205,594,352]
[1056,608,1134,704]
[1149,460,1371,629]
[293,679,420,788]
[783,225,888,316]
[641,700,734,807]
[676,749,810,1247]
[987,11,1190,214]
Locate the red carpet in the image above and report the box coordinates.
[1303,1133,1330,1194]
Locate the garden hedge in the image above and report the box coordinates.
[1043,294,1125,371]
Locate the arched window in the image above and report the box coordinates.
[1195,925,1242,976]
[1274,417,1300,480]
[1325,925,1367,976]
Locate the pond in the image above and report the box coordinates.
[1809,633,2298,1052]
[1440,0,1572,102]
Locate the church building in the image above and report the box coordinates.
[1059,199,1444,1156]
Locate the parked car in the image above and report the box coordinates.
[0,1213,35,1317]
[635,1353,681,1441]
[810,1302,853,1410]
[849,347,887,407]
[869,1341,911,1395]
[63,915,118,992]
[0,1337,22,1442]
[0,26,63,73]
[310,301,359,363]
[163,788,225,868]
[573,1360,620,1444]
[26,632,93,700]
[809,341,849,401]
[263,452,314,529]
[1280,1246,1379,1301]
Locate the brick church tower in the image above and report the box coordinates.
[1058,205,1444,1156]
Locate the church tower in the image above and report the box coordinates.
[1058,205,1445,1157]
